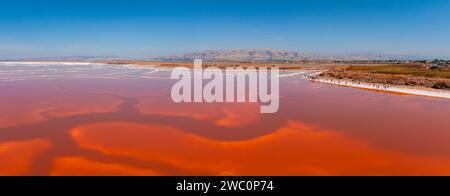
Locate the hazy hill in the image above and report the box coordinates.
[154,49,433,61]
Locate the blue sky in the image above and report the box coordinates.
[1,0,449,59]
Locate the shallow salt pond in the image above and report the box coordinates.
[0,62,449,176]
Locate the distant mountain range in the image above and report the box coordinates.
[4,49,440,62]
[154,49,435,61]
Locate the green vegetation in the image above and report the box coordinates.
[346,64,450,79]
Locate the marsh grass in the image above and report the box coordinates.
[346,65,450,79]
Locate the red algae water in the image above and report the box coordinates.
[0,62,449,176]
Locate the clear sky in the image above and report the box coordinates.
[1,0,449,59]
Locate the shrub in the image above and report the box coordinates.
[432,82,449,89]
